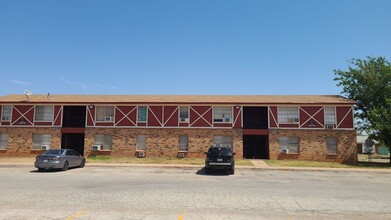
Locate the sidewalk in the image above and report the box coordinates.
[248,159,391,173]
[1,158,390,173]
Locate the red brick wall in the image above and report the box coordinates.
[84,128,243,158]
[0,127,61,156]
[269,129,357,163]
[1,126,357,163]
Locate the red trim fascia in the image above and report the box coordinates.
[243,129,269,135]
[61,128,85,134]
[0,102,357,105]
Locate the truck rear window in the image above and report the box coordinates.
[208,148,232,156]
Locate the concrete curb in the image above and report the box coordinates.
[87,163,256,169]
[1,161,390,173]
[256,166,391,173]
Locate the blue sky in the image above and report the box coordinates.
[0,0,390,96]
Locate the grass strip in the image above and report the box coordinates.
[87,156,253,166]
[265,159,391,169]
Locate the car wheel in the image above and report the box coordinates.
[230,166,235,175]
[61,161,69,171]
[205,167,210,175]
[80,159,85,168]
[38,168,45,172]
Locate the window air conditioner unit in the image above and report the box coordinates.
[40,145,49,150]
[137,151,146,158]
[280,149,289,154]
[180,118,188,122]
[177,152,185,158]
[105,116,113,122]
[288,118,299,123]
[326,124,335,130]
[92,145,102,151]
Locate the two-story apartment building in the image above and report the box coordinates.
[0,94,357,162]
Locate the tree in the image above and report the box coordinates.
[334,56,391,164]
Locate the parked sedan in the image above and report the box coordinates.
[35,149,85,171]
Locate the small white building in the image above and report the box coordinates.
[356,135,378,154]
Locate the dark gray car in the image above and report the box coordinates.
[35,149,85,171]
[204,146,235,175]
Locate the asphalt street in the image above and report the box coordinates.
[0,166,390,220]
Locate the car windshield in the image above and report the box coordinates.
[43,150,64,155]
[208,147,232,156]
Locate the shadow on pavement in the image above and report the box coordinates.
[30,167,79,173]
[196,167,231,176]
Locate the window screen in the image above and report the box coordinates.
[138,106,147,122]
[94,134,113,150]
[278,107,299,124]
[325,107,336,124]
[213,136,233,149]
[279,136,300,153]
[179,106,189,122]
[96,106,114,121]
[136,135,146,151]
[326,137,337,154]
[179,135,188,151]
[0,133,8,149]
[35,106,54,121]
[2,106,11,121]
[213,107,232,123]
[33,134,51,149]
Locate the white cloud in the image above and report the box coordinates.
[96,84,119,90]
[61,77,119,91]
[76,81,89,89]
[9,79,32,85]
[107,86,119,90]
[61,77,73,86]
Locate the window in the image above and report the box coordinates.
[66,150,79,156]
[325,107,336,124]
[179,135,188,151]
[213,136,233,149]
[137,106,147,122]
[32,134,51,150]
[179,106,189,122]
[213,106,232,123]
[96,106,114,121]
[35,106,54,121]
[326,137,338,154]
[278,107,299,124]
[66,150,76,156]
[94,134,112,150]
[136,135,146,151]
[0,134,8,150]
[2,106,11,121]
[279,136,300,153]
